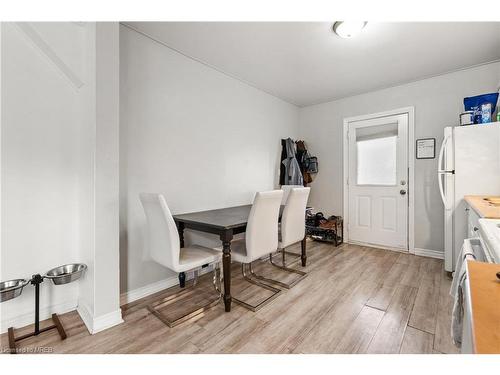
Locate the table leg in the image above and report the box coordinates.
[176,222,186,288]
[301,237,307,267]
[178,272,186,288]
[177,222,185,248]
[220,230,233,312]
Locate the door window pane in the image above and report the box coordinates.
[357,135,397,185]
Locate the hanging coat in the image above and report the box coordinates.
[279,139,287,186]
[296,140,313,185]
[281,138,303,186]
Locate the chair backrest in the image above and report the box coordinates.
[139,193,180,271]
[281,184,303,205]
[245,190,284,262]
[280,187,310,248]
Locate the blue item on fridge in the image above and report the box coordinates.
[481,103,492,123]
[463,93,499,124]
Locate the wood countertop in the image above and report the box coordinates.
[465,195,500,219]
[467,260,500,354]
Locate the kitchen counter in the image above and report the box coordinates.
[465,195,500,219]
[467,260,500,354]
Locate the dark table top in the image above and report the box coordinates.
[173,205,253,231]
[173,204,285,231]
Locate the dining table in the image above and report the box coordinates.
[173,204,307,312]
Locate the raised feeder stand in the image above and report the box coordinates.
[1,263,87,354]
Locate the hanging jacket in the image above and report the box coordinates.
[281,138,304,186]
[279,139,287,186]
[296,140,313,185]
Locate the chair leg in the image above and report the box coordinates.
[148,264,222,328]
[232,263,281,312]
[276,249,301,268]
[213,263,223,294]
[250,256,307,290]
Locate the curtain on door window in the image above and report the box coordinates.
[355,122,398,186]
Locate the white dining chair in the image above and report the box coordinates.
[281,184,303,205]
[139,193,223,327]
[218,190,283,311]
[260,187,310,289]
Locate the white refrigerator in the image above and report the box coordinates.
[438,123,500,272]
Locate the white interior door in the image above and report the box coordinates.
[347,114,409,250]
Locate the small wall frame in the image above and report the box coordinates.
[416,138,436,159]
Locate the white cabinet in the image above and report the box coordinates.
[467,205,481,239]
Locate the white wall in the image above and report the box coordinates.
[119,25,299,295]
[298,62,500,254]
[1,22,84,332]
[1,22,122,334]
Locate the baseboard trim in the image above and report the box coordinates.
[76,303,93,334]
[92,310,124,334]
[120,266,215,306]
[0,298,78,334]
[77,303,123,335]
[413,248,444,259]
[120,276,179,306]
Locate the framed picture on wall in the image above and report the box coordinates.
[416,138,436,159]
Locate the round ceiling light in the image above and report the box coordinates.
[333,21,367,38]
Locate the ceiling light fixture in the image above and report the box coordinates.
[333,21,367,38]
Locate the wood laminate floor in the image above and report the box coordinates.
[0,242,459,354]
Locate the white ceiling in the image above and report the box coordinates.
[126,22,500,107]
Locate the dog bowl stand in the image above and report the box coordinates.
[8,274,67,354]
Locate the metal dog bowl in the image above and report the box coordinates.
[44,263,87,285]
[0,279,29,303]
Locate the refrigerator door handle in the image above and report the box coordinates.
[438,134,451,172]
[438,172,448,208]
[438,135,452,209]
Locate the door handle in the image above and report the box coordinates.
[400,190,407,196]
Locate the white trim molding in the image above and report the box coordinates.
[0,298,78,334]
[92,310,124,334]
[77,303,123,335]
[120,276,178,306]
[14,22,84,89]
[119,266,215,306]
[76,303,93,333]
[413,248,444,259]
[343,106,416,254]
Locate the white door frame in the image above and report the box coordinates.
[342,107,415,253]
